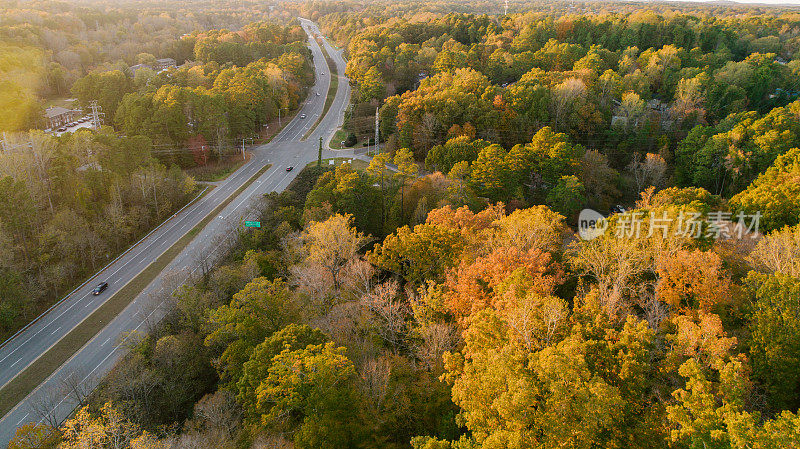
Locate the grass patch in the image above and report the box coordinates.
[185,154,249,182]
[43,97,79,109]
[302,38,338,141]
[0,164,272,417]
[328,129,351,150]
[310,157,369,171]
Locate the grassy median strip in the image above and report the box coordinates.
[303,38,339,141]
[0,164,272,418]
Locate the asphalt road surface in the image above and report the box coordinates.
[0,18,352,445]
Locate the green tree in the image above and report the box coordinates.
[237,324,327,418]
[425,135,489,174]
[255,342,363,449]
[746,272,800,411]
[205,277,298,385]
[546,175,587,219]
[305,166,382,236]
[470,143,511,200]
[71,70,134,119]
[730,147,800,232]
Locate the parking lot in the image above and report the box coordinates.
[48,117,97,136]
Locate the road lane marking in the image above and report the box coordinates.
[0,23,342,434]
[0,186,213,367]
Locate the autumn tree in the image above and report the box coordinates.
[369,223,465,285]
[60,403,144,449]
[237,324,327,418]
[491,205,567,255]
[748,224,800,277]
[291,213,369,296]
[656,249,733,316]
[441,298,659,449]
[445,247,563,319]
[255,342,364,449]
[7,423,60,449]
[664,310,800,449]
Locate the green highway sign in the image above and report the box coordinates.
[245,221,261,228]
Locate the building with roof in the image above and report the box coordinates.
[154,58,177,71]
[45,106,82,130]
[130,58,176,76]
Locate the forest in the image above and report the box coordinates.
[6,0,800,449]
[0,0,314,339]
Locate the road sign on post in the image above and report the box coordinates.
[244,221,261,228]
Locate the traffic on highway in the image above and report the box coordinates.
[0,18,352,445]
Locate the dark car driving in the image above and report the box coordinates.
[286,166,294,172]
[92,282,109,295]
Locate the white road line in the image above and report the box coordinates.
[0,186,215,367]
[50,327,61,336]
[230,167,282,212]
[4,23,340,439]
[16,413,28,426]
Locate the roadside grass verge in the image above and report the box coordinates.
[309,157,368,171]
[328,129,350,149]
[186,154,250,182]
[0,164,272,417]
[302,39,338,141]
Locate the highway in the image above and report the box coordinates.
[0,18,352,446]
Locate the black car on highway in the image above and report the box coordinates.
[286,166,294,172]
[92,282,109,295]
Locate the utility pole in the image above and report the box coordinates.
[241,138,246,161]
[374,106,380,155]
[318,137,323,167]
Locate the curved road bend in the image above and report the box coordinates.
[0,18,350,446]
